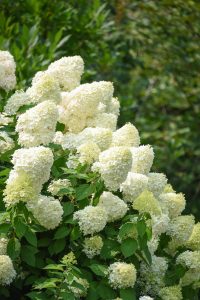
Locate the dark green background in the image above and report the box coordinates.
[0,0,199,217]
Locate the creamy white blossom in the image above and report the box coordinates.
[0,50,16,91]
[0,131,14,154]
[4,90,30,115]
[47,179,71,196]
[139,297,154,300]
[147,173,167,197]
[139,255,168,296]
[120,172,148,202]
[0,113,13,126]
[83,235,103,258]
[27,195,63,229]
[92,146,132,191]
[16,100,58,147]
[59,81,114,132]
[98,192,128,222]
[167,215,195,244]
[26,72,61,104]
[108,262,137,289]
[151,214,170,236]
[0,255,16,285]
[73,205,107,235]
[88,112,117,131]
[112,123,140,147]
[159,192,186,219]
[159,285,183,300]
[3,170,40,206]
[12,146,53,184]
[131,145,154,174]
[47,56,84,91]
[77,142,100,165]
[133,191,162,216]
[187,223,200,250]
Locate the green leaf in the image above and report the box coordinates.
[54,226,70,239]
[14,217,27,238]
[100,239,120,259]
[7,237,21,259]
[25,228,37,247]
[89,264,108,277]
[63,202,74,217]
[0,223,10,234]
[34,278,61,290]
[118,222,137,240]
[97,282,116,299]
[120,288,136,300]
[53,238,66,254]
[70,226,81,241]
[44,264,63,271]
[121,238,138,258]
[76,184,95,201]
[21,245,38,267]
[137,220,146,237]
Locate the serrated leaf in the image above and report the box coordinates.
[7,237,21,259]
[63,202,74,217]
[118,222,136,240]
[54,226,70,239]
[76,184,95,201]
[14,217,27,238]
[89,264,108,277]
[121,238,138,258]
[25,228,37,247]
[120,288,136,300]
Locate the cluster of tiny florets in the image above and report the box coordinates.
[108,262,137,289]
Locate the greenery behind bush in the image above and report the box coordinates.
[0,0,199,216]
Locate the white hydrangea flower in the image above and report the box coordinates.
[0,50,16,91]
[147,173,168,197]
[108,262,137,289]
[88,112,117,131]
[159,285,183,300]
[0,238,8,255]
[120,172,148,202]
[98,192,128,222]
[73,205,107,235]
[107,97,120,116]
[3,170,41,207]
[187,223,200,250]
[159,192,186,219]
[60,81,114,132]
[12,146,53,184]
[0,113,13,126]
[112,123,140,147]
[151,214,170,236]
[16,100,59,147]
[27,195,63,230]
[147,237,159,255]
[176,250,200,270]
[77,142,100,165]
[69,277,89,298]
[132,191,162,217]
[139,255,168,296]
[26,72,61,104]
[53,131,64,145]
[131,145,154,174]
[139,297,154,300]
[0,131,14,154]
[83,235,103,258]
[4,90,30,115]
[47,56,84,91]
[48,179,71,196]
[92,147,132,191]
[167,215,195,244]
[0,255,16,285]
[79,127,112,151]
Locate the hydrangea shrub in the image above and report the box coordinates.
[0,50,200,299]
